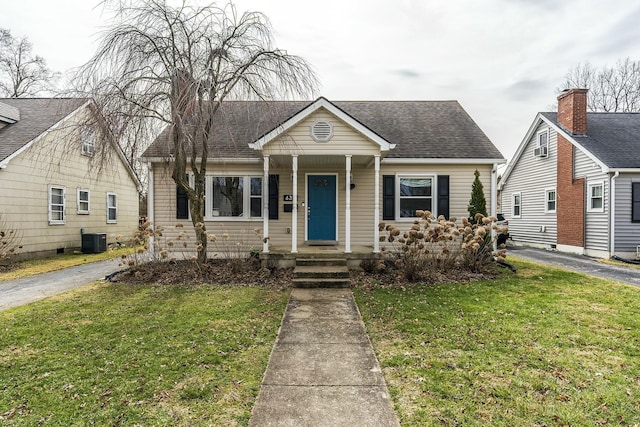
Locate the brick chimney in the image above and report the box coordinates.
[556,88,587,250]
[557,88,588,134]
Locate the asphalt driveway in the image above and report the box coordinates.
[508,246,640,287]
[0,259,120,311]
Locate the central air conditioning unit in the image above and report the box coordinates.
[82,233,107,254]
[534,146,548,158]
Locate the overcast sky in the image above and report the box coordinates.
[2,0,640,161]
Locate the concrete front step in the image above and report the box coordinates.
[293,257,351,288]
[292,277,352,288]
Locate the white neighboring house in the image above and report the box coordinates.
[0,98,141,259]
[500,88,640,259]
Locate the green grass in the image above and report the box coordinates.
[355,259,640,426]
[0,247,133,282]
[0,283,289,426]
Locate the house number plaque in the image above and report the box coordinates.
[283,195,293,201]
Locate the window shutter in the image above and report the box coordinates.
[176,184,189,219]
[437,175,450,219]
[383,175,395,220]
[633,182,640,223]
[269,174,279,220]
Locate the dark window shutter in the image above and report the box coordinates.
[176,183,189,219]
[633,182,640,223]
[383,175,395,220]
[437,175,450,219]
[269,174,279,220]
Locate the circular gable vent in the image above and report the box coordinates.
[311,120,333,142]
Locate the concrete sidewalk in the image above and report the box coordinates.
[249,288,400,427]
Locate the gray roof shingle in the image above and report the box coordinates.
[0,98,87,162]
[142,99,504,160]
[541,111,640,168]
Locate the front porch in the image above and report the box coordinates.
[263,244,376,270]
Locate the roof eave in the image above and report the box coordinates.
[383,157,505,165]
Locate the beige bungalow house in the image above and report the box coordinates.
[142,97,505,263]
[0,98,141,259]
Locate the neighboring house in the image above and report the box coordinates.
[142,97,505,261]
[0,98,141,259]
[499,88,640,259]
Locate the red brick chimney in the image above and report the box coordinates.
[556,88,587,250]
[557,88,588,134]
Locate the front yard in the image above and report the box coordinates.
[355,258,640,426]
[0,283,289,426]
[1,257,638,426]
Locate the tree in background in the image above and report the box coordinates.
[0,28,58,97]
[468,169,487,222]
[561,57,640,112]
[73,0,317,264]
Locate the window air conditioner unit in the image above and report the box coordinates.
[534,146,548,157]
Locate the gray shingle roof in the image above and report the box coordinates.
[142,99,504,160]
[0,98,87,162]
[541,111,640,169]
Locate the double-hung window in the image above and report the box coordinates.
[210,176,262,219]
[107,193,118,223]
[512,192,522,218]
[81,126,95,156]
[77,189,90,214]
[545,188,556,213]
[633,182,640,223]
[49,185,66,225]
[398,175,433,219]
[588,182,604,212]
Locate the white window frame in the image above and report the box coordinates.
[537,129,549,150]
[206,175,263,221]
[512,192,522,218]
[544,188,556,213]
[396,173,436,220]
[587,181,604,213]
[77,188,90,214]
[48,185,66,225]
[107,192,118,223]
[81,126,95,157]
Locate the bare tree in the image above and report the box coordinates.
[73,0,317,264]
[0,28,59,97]
[561,58,640,112]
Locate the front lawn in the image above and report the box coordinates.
[355,259,640,426]
[0,283,289,426]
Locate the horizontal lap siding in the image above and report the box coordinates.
[500,123,557,245]
[0,115,139,256]
[263,109,381,156]
[574,149,609,251]
[614,174,640,252]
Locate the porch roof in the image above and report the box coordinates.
[141,98,504,161]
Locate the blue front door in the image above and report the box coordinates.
[307,175,336,240]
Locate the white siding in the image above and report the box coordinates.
[614,174,640,253]
[574,148,609,252]
[500,122,557,246]
[0,108,139,257]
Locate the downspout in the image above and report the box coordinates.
[610,171,619,257]
[491,163,498,250]
[147,161,155,254]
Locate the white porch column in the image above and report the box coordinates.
[147,162,155,254]
[291,155,298,253]
[373,155,381,253]
[345,155,352,253]
[262,155,270,253]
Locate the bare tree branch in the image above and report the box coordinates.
[72,0,318,264]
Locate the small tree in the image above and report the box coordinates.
[0,28,58,97]
[73,0,317,265]
[468,169,487,222]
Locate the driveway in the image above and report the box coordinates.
[0,259,120,311]
[508,246,640,287]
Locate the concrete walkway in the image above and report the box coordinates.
[249,288,400,427]
[0,259,120,311]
